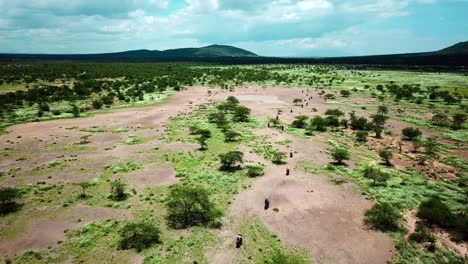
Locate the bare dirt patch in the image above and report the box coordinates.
[0,205,130,258]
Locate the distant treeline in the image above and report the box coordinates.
[1,53,467,69]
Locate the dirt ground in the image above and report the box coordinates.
[0,86,414,262]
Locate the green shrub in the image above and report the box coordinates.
[119,222,161,252]
[364,202,402,231]
[355,131,368,142]
[291,115,309,129]
[245,165,265,177]
[219,151,243,171]
[109,180,127,201]
[409,221,435,244]
[379,149,393,165]
[266,248,308,264]
[363,165,390,185]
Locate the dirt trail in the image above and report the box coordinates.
[210,87,394,264]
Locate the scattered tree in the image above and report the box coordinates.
[219,151,243,171]
[379,149,393,166]
[363,165,390,185]
[402,127,422,141]
[330,147,350,164]
[166,185,221,229]
[356,131,368,142]
[377,105,389,115]
[293,98,302,105]
[196,129,211,150]
[224,130,241,142]
[232,106,250,122]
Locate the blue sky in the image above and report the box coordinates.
[0,0,467,56]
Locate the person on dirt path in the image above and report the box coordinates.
[290,151,293,158]
[306,102,309,106]
[267,122,270,128]
[286,168,290,176]
[301,104,304,108]
[281,125,284,131]
[264,197,270,210]
[236,233,243,248]
[290,109,293,113]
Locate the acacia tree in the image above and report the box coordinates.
[219,151,243,171]
[166,185,221,229]
[371,114,388,138]
[232,106,250,122]
[379,149,393,166]
[293,98,302,106]
[196,129,211,150]
[291,115,309,129]
[330,147,350,164]
[363,165,390,185]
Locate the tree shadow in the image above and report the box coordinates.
[0,202,23,215]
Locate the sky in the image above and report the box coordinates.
[0,0,467,56]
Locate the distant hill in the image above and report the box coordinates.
[1,42,467,66]
[435,41,468,55]
[0,44,257,61]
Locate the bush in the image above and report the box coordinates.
[325,109,344,117]
[119,222,161,252]
[355,131,368,142]
[166,185,221,229]
[109,180,127,201]
[0,187,22,215]
[417,197,452,228]
[431,113,450,127]
[402,127,422,141]
[92,99,103,109]
[364,202,402,231]
[245,165,265,177]
[409,221,435,244]
[340,90,351,97]
[291,115,309,129]
[330,147,349,164]
[309,116,327,132]
[267,248,308,264]
[452,113,467,130]
[271,150,287,165]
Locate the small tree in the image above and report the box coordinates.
[452,113,467,130]
[364,202,402,231]
[325,109,344,117]
[78,182,91,198]
[377,105,389,115]
[219,151,243,171]
[119,222,161,252]
[423,137,438,157]
[196,129,211,150]
[110,180,127,201]
[293,98,302,105]
[232,106,250,122]
[402,127,422,141]
[340,118,348,129]
[0,187,21,215]
[166,185,221,229]
[379,149,393,166]
[226,96,239,105]
[356,131,368,142]
[330,147,350,164]
[371,114,388,138]
[71,103,80,118]
[363,165,390,185]
[291,115,309,129]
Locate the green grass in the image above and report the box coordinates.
[105,161,142,174]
